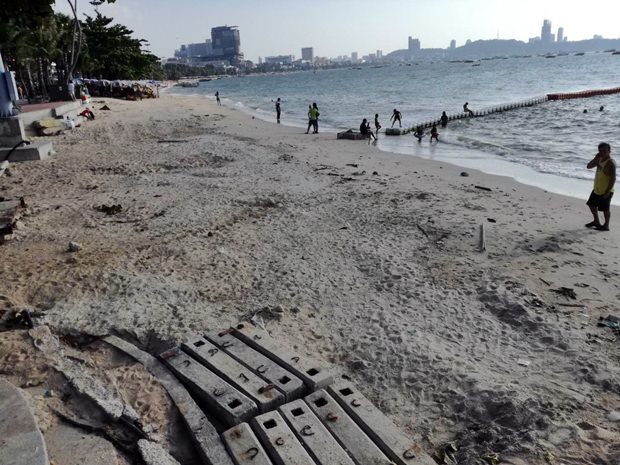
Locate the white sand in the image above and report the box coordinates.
[1,94,619,464]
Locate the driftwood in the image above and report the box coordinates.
[479,224,486,252]
[475,185,492,192]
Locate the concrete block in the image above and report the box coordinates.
[206,330,305,402]
[103,336,234,465]
[250,411,315,465]
[279,399,355,465]
[337,130,366,140]
[0,378,49,465]
[45,422,118,465]
[138,439,181,465]
[305,390,392,465]
[222,423,273,465]
[0,116,26,146]
[162,346,258,427]
[232,323,333,390]
[183,336,285,413]
[328,382,434,465]
[0,142,54,162]
[52,101,82,118]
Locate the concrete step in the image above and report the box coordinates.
[162,346,258,428]
[328,382,434,465]
[279,399,355,465]
[0,142,54,162]
[231,323,333,390]
[0,377,49,465]
[250,411,315,465]
[182,336,285,413]
[305,389,393,465]
[206,329,306,402]
[222,422,273,465]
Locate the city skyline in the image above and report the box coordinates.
[54,0,620,62]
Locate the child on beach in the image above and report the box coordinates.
[414,126,424,143]
[215,91,221,105]
[374,114,381,137]
[275,98,281,123]
[430,123,439,143]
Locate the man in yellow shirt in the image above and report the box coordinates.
[586,142,616,231]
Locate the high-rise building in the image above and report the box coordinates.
[301,47,314,62]
[376,50,383,58]
[541,19,552,44]
[450,39,456,50]
[557,27,564,43]
[264,55,295,65]
[351,52,358,63]
[186,40,213,57]
[211,26,241,61]
[408,37,421,52]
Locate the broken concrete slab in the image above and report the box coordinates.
[0,116,26,146]
[279,398,355,465]
[328,382,434,465]
[45,421,119,465]
[231,324,333,390]
[222,422,273,465]
[250,411,315,465]
[138,439,181,465]
[162,346,258,427]
[206,329,305,402]
[305,389,393,465]
[0,377,49,465]
[0,142,54,162]
[0,198,25,238]
[182,336,285,413]
[103,336,234,465]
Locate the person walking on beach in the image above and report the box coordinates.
[275,98,281,123]
[440,111,448,128]
[67,80,76,101]
[306,103,320,134]
[374,114,381,138]
[391,109,402,128]
[430,123,439,143]
[215,91,221,105]
[463,102,474,117]
[586,142,616,231]
[360,118,376,143]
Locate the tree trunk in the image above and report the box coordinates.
[25,63,36,100]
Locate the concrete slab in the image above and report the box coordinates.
[182,336,285,413]
[231,324,333,390]
[45,422,118,465]
[162,346,258,427]
[0,142,54,162]
[0,199,23,237]
[52,101,82,118]
[279,399,355,465]
[328,382,434,465]
[0,116,26,146]
[222,422,273,465]
[103,336,234,465]
[305,390,393,465]
[0,377,49,465]
[138,439,181,465]
[250,411,315,465]
[206,330,305,402]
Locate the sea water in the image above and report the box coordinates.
[170,52,620,202]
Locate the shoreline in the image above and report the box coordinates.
[1,94,619,464]
[166,88,616,205]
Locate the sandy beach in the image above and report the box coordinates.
[1,94,619,464]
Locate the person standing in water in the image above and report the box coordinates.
[310,103,320,134]
[440,111,448,127]
[390,109,402,128]
[374,114,381,138]
[215,91,221,105]
[275,98,281,123]
[586,142,616,231]
[430,123,439,143]
[414,126,424,143]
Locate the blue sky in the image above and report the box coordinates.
[55,0,620,61]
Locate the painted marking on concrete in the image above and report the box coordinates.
[222,423,273,465]
[305,390,393,465]
[206,330,306,402]
[103,336,234,465]
[250,411,315,465]
[231,324,333,390]
[328,382,434,465]
[162,346,257,427]
[183,336,285,413]
[279,399,355,465]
